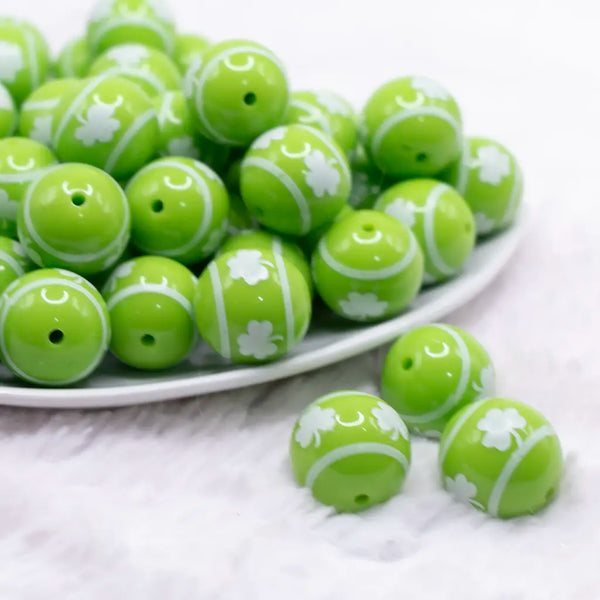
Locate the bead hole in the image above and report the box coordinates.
[49,329,64,344]
[71,195,85,206]
[402,357,413,370]
[244,92,257,106]
[354,494,370,505]
[416,152,428,163]
[362,223,374,232]
[152,199,164,213]
[141,334,156,346]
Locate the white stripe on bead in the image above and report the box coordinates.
[0,250,25,278]
[21,98,61,112]
[23,28,40,97]
[289,100,333,137]
[423,183,458,277]
[0,167,52,185]
[455,138,470,196]
[314,390,380,405]
[272,237,294,351]
[296,124,351,181]
[501,162,523,226]
[96,66,168,96]
[208,261,231,360]
[106,283,193,316]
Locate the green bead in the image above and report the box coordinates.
[441,137,523,236]
[240,124,351,236]
[0,137,57,239]
[55,37,93,78]
[87,0,176,57]
[188,39,289,146]
[362,76,462,178]
[439,397,563,518]
[19,78,80,147]
[0,18,50,105]
[290,391,411,512]
[175,33,210,75]
[0,268,110,386]
[0,236,34,294]
[102,255,197,370]
[125,157,229,264]
[194,249,311,364]
[227,192,258,235]
[88,43,182,98]
[286,90,357,155]
[381,324,495,437]
[53,76,159,179]
[297,204,353,256]
[348,144,389,210]
[17,163,130,275]
[312,210,424,322]
[0,83,16,137]
[375,179,475,284]
[220,230,313,295]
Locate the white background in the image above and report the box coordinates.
[2,1,600,598]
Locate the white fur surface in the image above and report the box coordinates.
[2,0,599,598]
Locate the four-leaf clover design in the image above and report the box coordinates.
[303,149,341,197]
[30,115,53,146]
[105,44,150,68]
[383,197,417,228]
[237,320,283,361]
[445,474,484,509]
[0,41,24,84]
[226,249,273,286]
[472,364,496,401]
[470,145,511,185]
[294,404,337,448]
[339,292,388,320]
[75,95,123,147]
[0,83,13,109]
[252,126,286,150]
[474,212,496,235]
[477,407,527,451]
[371,401,409,441]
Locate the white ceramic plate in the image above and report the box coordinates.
[0,217,525,409]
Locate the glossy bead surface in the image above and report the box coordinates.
[89,43,182,98]
[0,236,34,294]
[0,268,110,386]
[362,76,462,178]
[375,179,475,284]
[312,210,424,322]
[53,76,159,179]
[126,157,229,264]
[0,83,16,137]
[0,137,57,239]
[55,37,93,78]
[441,137,523,236]
[297,204,353,256]
[439,397,563,518]
[102,256,197,369]
[240,125,351,236]
[87,0,176,57]
[290,391,411,512]
[18,163,130,275]
[0,18,50,104]
[194,249,311,364]
[175,33,210,74]
[381,324,495,437]
[188,39,289,146]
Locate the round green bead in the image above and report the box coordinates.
[442,137,524,236]
[290,390,411,513]
[439,397,563,518]
[125,157,229,264]
[18,163,130,275]
[312,210,424,322]
[88,43,182,98]
[286,90,357,155]
[194,249,311,364]
[53,75,159,179]
[240,124,351,236]
[175,33,210,75]
[102,255,197,370]
[188,39,289,146]
[348,144,389,210]
[0,83,16,137]
[0,137,57,239]
[375,179,475,285]
[0,268,110,386]
[55,37,93,78]
[87,0,176,57]
[362,76,462,178]
[0,236,34,294]
[297,204,353,256]
[381,324,495,437]
[0,18,50,105]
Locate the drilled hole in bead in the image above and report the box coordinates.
[244,92,257,106]
[71,194,85,206]
[402,357,413,370]
[141,334,156,346]
[152,199,164,213]
[48,329,64,344]
[362,223,374,232]
[354,494,370,505]
[415,152,428,163]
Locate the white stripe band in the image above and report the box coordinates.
[97,66,167,96]
[315,390,380,405]
[455,138,470,196]
[0,167,53,184]
[24,29,40,96]
[107,283,193,316]
[21,98,60,112]
[208,261,231,359]
[0,250,25,277]
[289,100,333,136]
[423,183,457,276]
[501,164,523,226]
[90,16,174,55]
[272,237,294,350]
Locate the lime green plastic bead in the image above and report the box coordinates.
[87,0,176,57]
[439,397,563,518]
[53,76,159,179]
[0,268,110,386]
[18,163,130,275]
[442,137,524,236]
[0,236,34,294]
[286,91,357,155]
[89,43,182,97]
[194,249,311,364]
[290,391,411,512]
[102,256,197,370]
[0,18,50,104]
[362,76,462,178]
[312,210,424,322]
[240,125,351,236]
[0,137,57,239]
[375,179,475,285]
[55,37,93,78]
[175,33,210,74]
[188,39,289,146]
[381,324,495,437]
[297,204,353,256]
[0,83,16,137]
[126,157,229,264]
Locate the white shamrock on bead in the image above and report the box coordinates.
[384,197,417,228]
[0,41,24,84]
[75,95,122,147]
[113,260,135,280]
[339,292,388,320]
[55,269,86,285]
[470,145,511,185]
[226,249,273,286]
[294,404,337,448]
[0,188,17,220]
[474,212,496,235]
[252,126,286,150]
[314,91,352,116]
[166,136,200,159]
[472,364,496,401]
[445,474,483,509]
[105,44,150,68]
[411,77,449,100]
[0,84,13,109]
[30,115,53,146]
[303,150,340,197]
[477,407,527,452]
[371,401,409,441]
[237,320,283,360]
